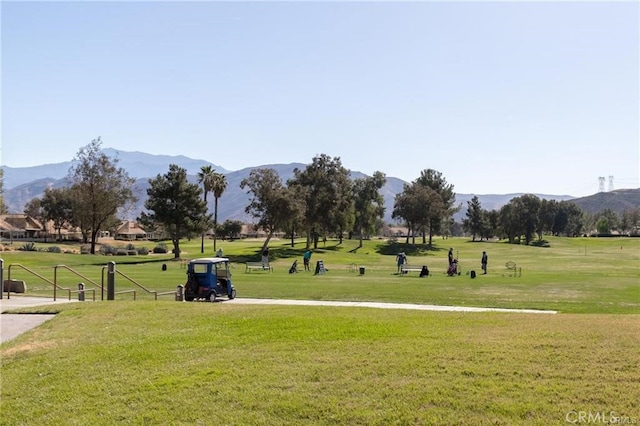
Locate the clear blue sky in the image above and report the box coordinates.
[2,1,638,197]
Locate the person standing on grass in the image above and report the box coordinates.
[448,248,454,266]
[303,249,312,271]
[481,251,488,274]
[396,252,407,273]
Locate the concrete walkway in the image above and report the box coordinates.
[1,296,557,344]
[0,296,80,344]
[230,298,558,314]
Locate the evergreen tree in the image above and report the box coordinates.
[464,195,484,241]
[139,164,209,259]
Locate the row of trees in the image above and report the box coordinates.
[464,195,585,244]
[11,138,640,258]
[136,154,387,257]
[464,195,640,243]
[238,155,387,252]
[588,208,640,236]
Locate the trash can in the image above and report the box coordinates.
[359,266,365,275]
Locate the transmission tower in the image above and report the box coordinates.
[598,176,605,192]
[608,175,614,192]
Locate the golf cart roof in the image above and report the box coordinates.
[190,257,230,264]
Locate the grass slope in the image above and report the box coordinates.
[1,236,639,424]
[1,302,639,425]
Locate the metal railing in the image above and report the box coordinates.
[54,264,102,300]
[102,266,157,300]
[6,263,71,301]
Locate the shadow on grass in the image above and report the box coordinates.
[376,240,446,257]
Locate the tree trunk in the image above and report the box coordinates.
[213,198,219,251]
[173,239,181,259]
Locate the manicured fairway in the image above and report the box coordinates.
[2,236,638,313]
[1,302,639,425]
[1,236,638,424]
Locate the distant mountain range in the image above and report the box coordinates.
[2,149,638,223]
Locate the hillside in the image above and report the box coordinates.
[3,149,637,223]
[569,189,640,215]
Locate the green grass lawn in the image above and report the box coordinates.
[1,302,638,425]
[2,236,638,313]
[1,236,639,424]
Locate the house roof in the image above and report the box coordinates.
[0,214,43,231]
[116,221,147,235]
[0,217,20,232]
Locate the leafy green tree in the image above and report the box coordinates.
[414,169,458,245]
[352,171,386,248]
[552,201,584,237]
[40,187,75,241]
[218,219,243,240]
[563,204,584,237]
[620,209,640,235]
[586,212,599,235]
[596,217,610,235]
[289,154,352,249]
[481,209,500,240]
[281,185,306,247]
[211,171,227,252]
[538,199,559,237]
[392,182,442,245]
[498,202,519,243]
[139,164,209,259]
[68,138,137,254]
[197,165,216,254]
[23,197,48,242]
[598,208,619,234]
[240,168,295,253]
[512,194,541,244]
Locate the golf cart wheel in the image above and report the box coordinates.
[208,292,217,302]
[228,288,237,300]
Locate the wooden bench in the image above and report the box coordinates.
[245,262,273,272]
[505,261,521,277]
[400,264,427,275]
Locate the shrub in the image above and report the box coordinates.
[127,250,137,256]
[126,243,136,251]
[81,245,92,254]
[19,242,37,251]
[153,243,168,254]
[115,248,129,256]
[47,246,62,253]
[530,239,551,248]
[137,246,149,255]
[100,245,115,255]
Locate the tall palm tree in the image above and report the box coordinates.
[197,165,216,253]
[211,171,227,252]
